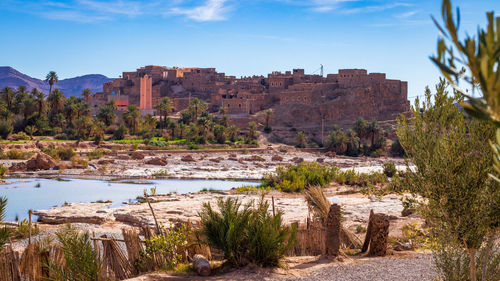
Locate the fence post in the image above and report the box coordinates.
[325,204,341,256]
[28,209,32,245]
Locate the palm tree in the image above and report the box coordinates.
[45,71,59,94]
[227,125,239,142]
[97,102,117,126]
[48,89,65,114]
[155,97,172,131]
[264,109,273,132]
[247,121,258,140]
[32,89,45,116]
[123,105,140,135]
[21,94,36,123]
[81,89,92,102]
[367,120,381,147]
[295,131,308,148]
[0,87,15,111]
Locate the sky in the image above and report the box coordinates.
[0,0,498,101]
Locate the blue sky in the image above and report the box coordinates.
[0,0,498,100]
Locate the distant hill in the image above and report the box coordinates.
[0,66,113,97]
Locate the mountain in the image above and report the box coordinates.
[0,66,113,97]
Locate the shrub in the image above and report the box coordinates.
[247,198,297,267]
[0,164,6,177]
[88,148,110,160]
[198,196,296,267]
[0,120,13,140]
[7,149,29,159]
[143,224,189,270]
[71,156,89,168]
[15,219,40,238]
[48,224,102,281]
[113,124,128,140]
[199,197,252,266]
[43,146,76,160]
[262,162,338,192]
[9,132,30,141]
[390,138,406,157]
[383,161,397,177]
[0,197,10,251]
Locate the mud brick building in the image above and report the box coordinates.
[89,66,409,130]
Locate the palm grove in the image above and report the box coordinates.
[0,73,255,145]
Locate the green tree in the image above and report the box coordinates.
[214,124,227,144]
[81,88,91,102]
[227,125,239,142]
[123,105,140,135]
[295,131,307,148]
[96,101,117,126]
[247,121,258,140]
[397,81,500,281]
[367,120,381,147]
[155,97,172,132]
[0,86,15,111]
[324,125,348,155]
[45,71,58,94]
[74,115,93,140]
[32,89,45,116]
[48,89,65,114]
[264,109,273,133]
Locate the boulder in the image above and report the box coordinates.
[244,155,266,162]
[291,157,304,163]
[26,153,57,171]
[181,155,196,162]
[145,157,168,166]
[130,151,146,160]
[271,155,283,162]
[325,151,336,158]
[8,162,27,172]
[316,158,325,163]
[97,159,115,165]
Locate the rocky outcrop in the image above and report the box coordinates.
[26,153,57,171]
[145,157,168,166]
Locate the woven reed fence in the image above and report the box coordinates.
[288,220,327,256]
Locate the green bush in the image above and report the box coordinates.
[198,196,296,267]
[88,148,110,160]
[6,149,30,160]
[47,224,102,281]
[0,120,13,140]
[383,161,397,177]
[113,124,128,140]
[15,219,40,238]
[0,164,7,177]
[10,132,30,141]
[247,198,297,266]
[42,145,76,160]
[262,162,337,192]
[0,197,10,252]
[143,224,189,270]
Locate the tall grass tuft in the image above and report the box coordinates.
[304,186,330,222]
[262,162,337,192]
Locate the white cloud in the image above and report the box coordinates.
[170,0,230,22]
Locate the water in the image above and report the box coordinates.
[0,178,259,222]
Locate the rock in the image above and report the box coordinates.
[26,152,57,171]
[117,155,130,160]
[8,162,27,172]
[271,155,283,161]
[193,254,211,276]
[244,155,266,162]
[130,151,145,160]
[145,157,168,166]
[325,151,336,158]
[316,157,325,163]
[97,159,115,165]
[291,157,304,163]
[401,207,415,217]
[393,241,413,251]
[181,155,196,162]
[209,157,223,163]
[53,162,70,170]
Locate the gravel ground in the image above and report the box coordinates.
[285,254,435,281]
